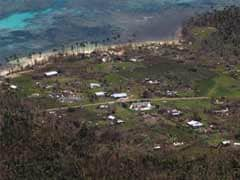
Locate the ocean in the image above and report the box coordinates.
[0,0,238,63]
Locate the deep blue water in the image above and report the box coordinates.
[0,0,238,63]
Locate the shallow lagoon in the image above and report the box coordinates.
[0,0,238,63]
[0,12,35,30]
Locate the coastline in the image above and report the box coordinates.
[0,39,181,78]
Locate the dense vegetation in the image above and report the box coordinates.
[1,93,240,179]
[182,6,240,62]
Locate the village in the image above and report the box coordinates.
[2,38,240,153]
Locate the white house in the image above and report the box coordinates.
[187,120,203,128]
[130,102,152,111]
[95,92,106,97]
[44,71,58,77]
[90,83,101,89]
[111,93,127,99]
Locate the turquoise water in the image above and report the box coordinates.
[0,8,53,30]
[0,12,36,30]
[0,0,237,63]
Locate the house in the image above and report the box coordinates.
[111,93,127,99]
[130,102,152,111]
[90,83,101,89]
[44,71,58,77]
[95,92,106,97]
[168,109,182,116]
[187,120,203,128]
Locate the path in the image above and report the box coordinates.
[46,96,209,112]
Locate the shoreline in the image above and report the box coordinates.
[0,39,181,78]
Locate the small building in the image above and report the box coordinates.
[233,142,240,146]
[108,115,116,121]
[173,142,184,146]
[44,71,58,77]
[153,145,161,150]
[168,109,182,116]
[222,140,231,146]
[111,93,127,99]
[187,120,203,128]
[95,92,106,97]
[130,102,152,111]
[90,83,101,89]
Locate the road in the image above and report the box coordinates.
[46,96,209,112]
